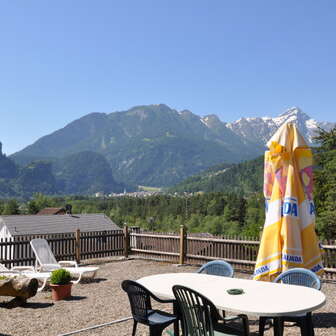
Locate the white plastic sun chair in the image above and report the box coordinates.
[0,263,50,292]
[30,238,98,284]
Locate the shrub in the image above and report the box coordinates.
[0,275,8,280]
[50,269,71,285]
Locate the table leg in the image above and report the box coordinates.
[306,313,314,336]
[273,317,284,336]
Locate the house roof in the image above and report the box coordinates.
[37,207,65,215]
[0,214,121,236]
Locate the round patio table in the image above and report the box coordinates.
[137,273,326,336]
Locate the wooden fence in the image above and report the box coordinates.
[128,226,336,280]
[0,230,124,268]
[1,227,336,280]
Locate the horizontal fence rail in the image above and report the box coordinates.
[0,230,124,268]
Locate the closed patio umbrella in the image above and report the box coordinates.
[254,123,323,281]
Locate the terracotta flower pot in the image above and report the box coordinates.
[50,283,72,301]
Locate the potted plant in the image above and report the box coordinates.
[50,269,72,301]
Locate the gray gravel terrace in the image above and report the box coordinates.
[0,258,335,336]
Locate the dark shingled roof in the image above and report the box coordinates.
[37,207,66,215]
[0,214,121,236]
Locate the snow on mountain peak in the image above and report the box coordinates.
[278,107,310,120]
[227,107,335,146]
[280,106,301,116]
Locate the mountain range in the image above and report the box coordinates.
[2,104,334,196]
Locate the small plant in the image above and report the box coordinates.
[50,269,71,285]
[0,275,8,280]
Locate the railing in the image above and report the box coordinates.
[0,230,124,268]
[129,227,336,280]
[129,230,180,263]
[1,227,336,280]
[186,235,259,273]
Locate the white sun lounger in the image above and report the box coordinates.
[0,263,50,292]
[30,238,98,284]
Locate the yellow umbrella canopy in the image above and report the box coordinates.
[254,123,323,281]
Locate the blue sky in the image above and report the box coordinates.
[0,1,335,154]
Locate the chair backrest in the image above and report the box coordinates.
[173,285,219,336]
[30,238,60,270]
[274,268,321,290]
[121,280,152,324]
[197,260,234,278]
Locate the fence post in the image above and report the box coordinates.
[75,229,81,264]
[129,226,140,249]
[124,225,129,258]
[179,225,187,265]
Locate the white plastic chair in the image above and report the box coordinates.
[30,238,98,284]
[0,262,50,292]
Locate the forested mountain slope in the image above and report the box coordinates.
[170,156,264,194]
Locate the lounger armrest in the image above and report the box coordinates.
[38,264,60,272]
[0,270,20,274]
[59,260,78,267]
[11,266,35,272]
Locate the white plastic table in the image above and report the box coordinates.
[137,273,326,335]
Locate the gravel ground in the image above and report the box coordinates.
[0,258,335,336]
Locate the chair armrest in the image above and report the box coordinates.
[222,314,246,322]
[11,266,35,272]
[149,292,175,304]
[59,260,78,267]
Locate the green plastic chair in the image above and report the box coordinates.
[173,285,249,336]
[122,280,177,336]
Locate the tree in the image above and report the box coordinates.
[243,194,264,237]
[315,151,336,239]
[2,200,20,215]
[31,193,52,211]
[314,126,336,152]
[27,200,39,214]
[313,127,336,239]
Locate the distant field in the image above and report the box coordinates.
[138,185,161,192]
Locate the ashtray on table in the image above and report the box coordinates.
[226,288,244,295]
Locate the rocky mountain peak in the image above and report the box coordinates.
[179,109,193,115]
[201,114,221,127]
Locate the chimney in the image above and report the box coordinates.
[65,204,72,215]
